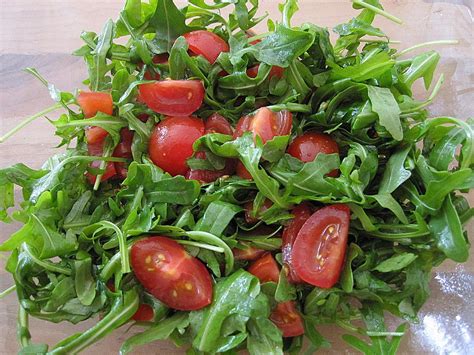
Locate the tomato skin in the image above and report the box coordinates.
[77,91,114,118]
[236,161,252,180]
[205,113,233,135]
[139,80,205,116]
[288,132,339,177]
[85,126,109,145]
[247,64,285,79]
[132,304,154,322]
[291,204,350,288]
[270,301,305,337]
[248,253,280,283]
[234,107,292,144]
[86,141,117,184]
[149,116,205,176]
[232,244,266,261]
[244,199,273,224]
[131,237,213,311]
[184,30,229,64]
[282,203,312,283]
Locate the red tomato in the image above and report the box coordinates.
[247,64,285,79]
[282,203,312,283]
[86,141,117,184]
[149,116,205,176]
[205,113,233,135]
[113,128,134,158]
[183,30,229,64]
[132,304,154,322]
[291,204,350,288]
[287,132,339,177]
[244,199,273,224]
[232,244,266,261]
[234,107,292,144]
[248,253,280,283]
[85,126,109,145]
[139,80,205,116]
[77,91,114,118]
[236,161,252,180]
[270,301,305,337]
[131,237,213,311]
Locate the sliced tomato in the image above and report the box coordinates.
[132,304,154,322]
[85,126,109,145]
[270,301,305,337]
[287,132,340,177]
[205,113,233,135]
[282,203,312,283]
[131,237,213,311]
[149,116,205,176]
[234,107,292,144]
[247,64,285,79]
[113,128,134,158]
[244,199,273,224]
[291,204,350,288]
[235,161,252,180]
[248,253,280,283]
[232,244,266,261]
[183,30,229,64]
[77,91,114,118]
[138,80,205,116]
[86,141,117,184]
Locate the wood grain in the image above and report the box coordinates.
[0,0,473,354]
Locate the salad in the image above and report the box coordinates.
[0,0,472,354]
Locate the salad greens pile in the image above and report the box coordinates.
[0,0,472,354]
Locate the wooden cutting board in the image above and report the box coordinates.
[1,1,473,354]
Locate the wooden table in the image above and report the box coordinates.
[1,1,473,354]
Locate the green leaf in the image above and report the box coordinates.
[197,201,242,236]
[340,243,363,292]
[275,267,296,302]
[74,252,96,306]
[330,52,394,82]
[429,194,469,262]
[373,253,418,272]
[247,317,283,355]
[378,146,411,194]
[401,51,440,90]
[149,0,192,53]
[367,85,403,141]
[88,20,115,91]
[371,194,409,224]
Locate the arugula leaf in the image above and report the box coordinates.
[367,85,403,141]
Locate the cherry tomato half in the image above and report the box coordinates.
[132,304,154,322]
[291,204,350,288]
[139,80,205,116]
[236,161,253,180]
[270,301,305,337]
[77,91,114,118]
[205,113,233,135]
[287,132,339,177]
[234,107,292,144]
[113,128,134,179]
[247,64,285,79]
[232,244,266,261]
[149,116,205,176]
[131,237,213,311]
[282,203,312,283]
[248,253,280,284]
[183,30,229,64]
[85,126,109,145]
[86,141,117,184]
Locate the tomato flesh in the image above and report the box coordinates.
[270,301,305,337]
[131,237,213,311]
[248,253,280,284]
[282,203,312,283]
[232,244,265,261]
[288,132,339,177]
[205,113,233,135]
[234,107,292,144]
[77,91,113,118]
[86,141,117,184]
[183,30,229,64]
[236,161,253,180]
[131,304,154,322]
[86,126,109,145]
[139,80,205,116]
[149,116,205,176]
[291,204,350,288]
[247,64,285,79]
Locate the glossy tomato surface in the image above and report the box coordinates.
[232,244,265,261]
[234,107,292,144]
[282,203,312,283]
[86,141,117,184]
[204,113,233,135]
[288,132,339,177]
[183,30,229,64]
[131,237,213,311]
[291,204,350,288]
[149,116,205,176]
[138,80,205,116]
[131,304,154,322]
[270,301,305,337]
[77,91,114,118]
[247,64,285,79]
[248,253,280,283]
[85,126,109,145]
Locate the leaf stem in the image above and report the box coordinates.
[352,0,403,24]
[395,40,459,57]
[0,284,16,299]
[17,305,31,349]
[0,103,63,143]
[176,240,225,253]
[22,242,72,275]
